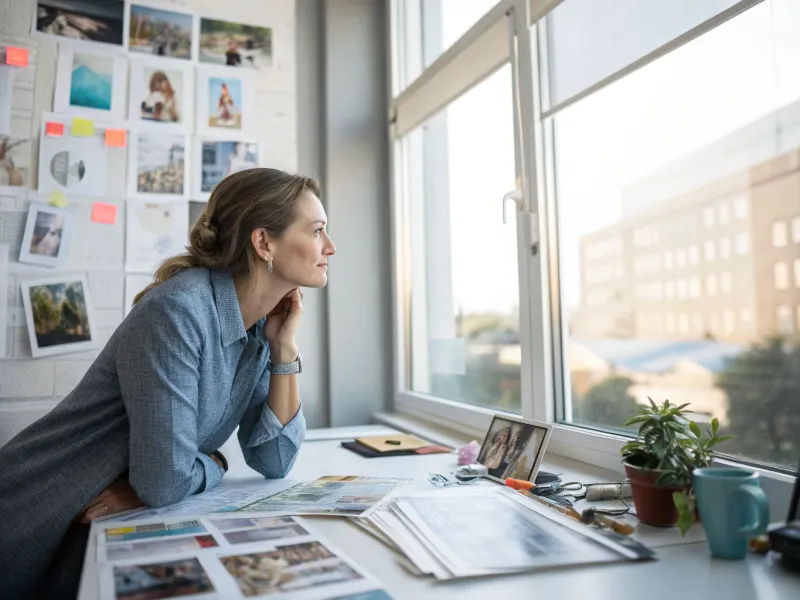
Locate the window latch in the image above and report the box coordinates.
[502,188,523,224]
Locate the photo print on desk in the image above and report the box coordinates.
[111,557,214,600]
[21,273,97,358]
[195,140,258,200]
[127,3,195,60]
[128,57,193,133]
[128,132,189,199]
[195,67,254,137]
[198,17,272,69]
[53,45,128,121]
[38,121,108,197]
[19,203,75,268]
[34,0,125,46]
[477,415,552,481]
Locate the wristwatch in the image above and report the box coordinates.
[269,352,302,375]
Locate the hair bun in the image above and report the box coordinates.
[191,221,218,253]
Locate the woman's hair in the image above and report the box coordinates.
[133,168,320,304]
[149,71,168,92]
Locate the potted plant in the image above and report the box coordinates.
[620,398,734,534]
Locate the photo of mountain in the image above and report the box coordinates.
[69,52,113,111]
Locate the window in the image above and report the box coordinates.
[689,277,701,299]
[735,232,750,256]
[773,220,788,247]
[703,206,715,228]
[733,195,748,219]
[706,274,717,297]
[795,259,800,287]
[718,237,731,260]
[676,279,688,300]
[422,0,500,68]
[688,245,699,266]
[775,262,789,290]
[718,201,730,225]
[777,305,794,335]
[704,240,716,262]
[792,216,800,243]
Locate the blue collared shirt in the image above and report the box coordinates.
[0,267,305,595]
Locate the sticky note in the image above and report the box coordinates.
[47,191,68,208]
[91,203,118,225]
[105,128,127,147]
[71,117,95,137]
[45,121,64,137]
[6,47,28,67]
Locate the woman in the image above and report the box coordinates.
[0,168,336,599]
[141,71,179,123]
[217,82,235,125]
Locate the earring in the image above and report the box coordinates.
[267,257,273,272]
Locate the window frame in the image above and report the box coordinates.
[388,0,797,485]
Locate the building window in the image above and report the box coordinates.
[718,201,730,225]
[677,279,688,300]
[718,237,731,260]
[735,232,750,255]
[703,206,715,228]
[706,274,717,297]
[704,240,716,262]
[720,272,732,295]
[792,216,800,244]
[733,195,748,219]
[689,277,701,298]
[794,259,800,288]
[777,305,794,336]
[773,220,788,248]
[775,262,790,290]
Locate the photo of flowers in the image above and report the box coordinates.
[19,203,75,268]
[128,4,194,60]
[198,18,272,69]
[35,0,125,46]
[21,273,97,358]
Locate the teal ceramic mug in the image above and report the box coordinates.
[693,468,770,560]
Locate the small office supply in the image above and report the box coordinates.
[3,46,28,67]
[45,121,64,137]
[505,477,535,491]
[581,507,635,536]
[355,434,429,453]
[341,440,449,458]
[71,117,95,137]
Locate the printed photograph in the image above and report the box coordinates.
[19,204,74,268]
[129,4,193,59]
[139,67,184,124]
[477,416,548,480]
[21,275,96,358]
[199,18,272,69]
[221,542,363,597]
[106,520,207,543]
[106,535,218,562]
[113,557,214,600]
[135,133,186,196]
[35,0,125,46]
[69,52,113,111]
[201,141,258,193]
[208,77,242,129]
[0,136,30,188]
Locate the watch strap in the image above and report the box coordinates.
[269,352,302,375]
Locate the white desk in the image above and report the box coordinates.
[79,426,800,600]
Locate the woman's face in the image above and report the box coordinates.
[269,192,336,289]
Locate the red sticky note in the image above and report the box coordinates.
[91,203,118,225]
[105,129,127,147]
[6,47,28,67]
[45,121,64,137]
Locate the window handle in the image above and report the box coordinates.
[502,187,523,224]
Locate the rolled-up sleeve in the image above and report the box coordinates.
[117,295,225,508]
[237,366,306,479]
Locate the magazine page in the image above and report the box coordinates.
[93,513,393,600]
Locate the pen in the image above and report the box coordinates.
[581,508,635,536]
[516,489,584,523]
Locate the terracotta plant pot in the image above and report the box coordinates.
[623,460,685,527]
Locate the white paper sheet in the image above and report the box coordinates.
[0,66,14,135]
[124,199,189,274]
[123,274,153,316]
[0,245,8,358]
[37,123,108,198]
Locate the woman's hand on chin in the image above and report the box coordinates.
[264,288,303,361]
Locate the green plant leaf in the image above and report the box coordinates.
[689,421,702,438]
[648,397,657,409]
[712,418,719,436]
[707,435,735,447]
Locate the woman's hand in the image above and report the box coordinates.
[264,288,303,362]
[79,481,145,523]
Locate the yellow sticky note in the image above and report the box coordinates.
[47,190,68,208]
[71,117,95,137]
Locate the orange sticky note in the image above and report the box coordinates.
[6,47,28,67]
[45,121,64,137]
[91,203,118,225]
[105,129,127,147]
[71,117,95,137]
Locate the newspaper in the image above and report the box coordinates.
[371,486,655,579]
[91,513,394,600]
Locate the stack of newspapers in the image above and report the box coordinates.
[356,485,655,579]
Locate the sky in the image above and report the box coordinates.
[430,0,800,316]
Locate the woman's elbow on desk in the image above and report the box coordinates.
[244,436,301,479]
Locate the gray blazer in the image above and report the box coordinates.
[0,268,306,598]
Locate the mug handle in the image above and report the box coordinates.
[733,486,770,537]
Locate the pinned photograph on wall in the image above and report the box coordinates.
[34,0,125,47]
[0,135,31,190]
[128,132,189,199]
[128,3,195,60]
[21,273,97,358]
[125,199,188,274]
[53,45,128,121]
[195,66,254,137]
[198,17,272,69]
[18,203,75,268]
[128,58,193,133]
[38,120,108,198]
[195,140,258,200]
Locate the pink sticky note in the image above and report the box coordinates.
[6,47,28,67]
[91,203,118,225]
[45,121,64,137]
[104,129,127,147]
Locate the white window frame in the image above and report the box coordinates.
[387,0,797,487]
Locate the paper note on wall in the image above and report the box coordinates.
[91,203,118,225]
[125,200,189,274]
[71,117,95,137]
[5,47,29,67]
